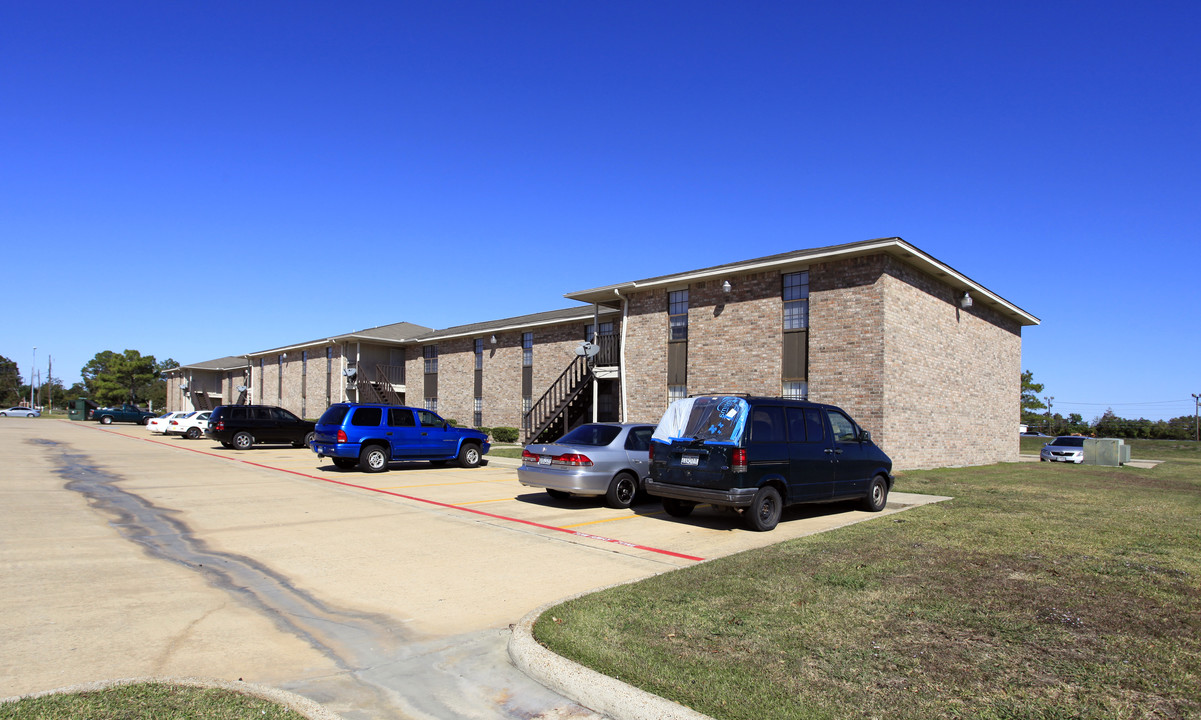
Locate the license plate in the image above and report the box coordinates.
[680,455,699,466]
[538,456,551,466]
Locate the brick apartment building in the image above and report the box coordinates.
[165,238,1039,470]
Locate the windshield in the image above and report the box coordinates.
[1050,437,1086,447]
[652,396,749,445]
[559,424,622,446]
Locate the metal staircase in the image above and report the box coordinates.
[355,364,405,405]
[523,334,620,444]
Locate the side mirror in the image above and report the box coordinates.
[860,430,872,443]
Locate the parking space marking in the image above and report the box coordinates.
[106,428,705,563]
[561,511,665,528]
[454,498,519,506]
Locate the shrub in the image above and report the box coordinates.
[490,426,520,443]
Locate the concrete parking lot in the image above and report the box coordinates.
[0,419,945,719]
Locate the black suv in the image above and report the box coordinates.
[206,405,316,450]
[646,395,893,531]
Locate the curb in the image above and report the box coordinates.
[0,676,345,720]
[508,591,715,720]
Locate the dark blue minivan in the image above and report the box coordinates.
[312,403,490,472]
[646,395,893,531]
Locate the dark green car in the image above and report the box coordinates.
[646,395,893,531]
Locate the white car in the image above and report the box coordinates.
[1040,436,1086,464]
[148,411,189,433]
[167,411,212,439]
[0,406,40,418]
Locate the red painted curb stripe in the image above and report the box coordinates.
[97,427,705,562]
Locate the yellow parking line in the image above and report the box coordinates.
[454,498,518,506]
[561,511,664,528]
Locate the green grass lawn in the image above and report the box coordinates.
[0,682,293,719]
[535,443,1201,720]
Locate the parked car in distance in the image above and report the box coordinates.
[93,404,157,425]
[147,411,190,433]
[167,410,212,439]
[0,406,41,418]
[205,405,315,450]
[1021,431,1049,437]
[312,403,490,472]
[518,423,656,509]
[1040,436,1085,463]
[646,395,894,532]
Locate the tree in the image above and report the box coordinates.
[1021,370,1046,426]
[0,355,21,406]
[81,350,167,407]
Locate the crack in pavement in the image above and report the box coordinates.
[37,439,603,720]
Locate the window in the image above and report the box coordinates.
[474,397,482,427]
[424,398,438,413]
[388,407,415,427]
[423,346,438,374]
[783,381,807,400]
[750,406,786,443]
[585,322,614,341]
[522,333,533,367]
[474,339,483,370]
[668,290,689,340]
[416,409,442,427]
[669,385,687,402]
[351,407,383,426]
[826,410,858,443]
[522,396,531,430]
[783,271,809,330]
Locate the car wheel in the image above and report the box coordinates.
[332,457,356,469]
[457,443,481,469]
[293,431,316,448]
[861,475,889,512]
[220,441,232,448]
[141,417,151,425]
[232,432,254,450]
[186,427,201,439]
[745,485,782,531]
[662,498,696,518]
[604,472,638,509]
[359,445,389,473]
[0,413,6,417]
[100,416,113,425]
[546,489,571,500]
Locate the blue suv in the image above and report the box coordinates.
[312,403,491,472]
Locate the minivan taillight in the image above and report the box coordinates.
[732,448,747,473]
[337,429,348,443]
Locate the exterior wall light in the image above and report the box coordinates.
[490,335,497,344]
[960,292,973,309]
[721,280,732,294]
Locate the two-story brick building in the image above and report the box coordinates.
[165,238,1038,470]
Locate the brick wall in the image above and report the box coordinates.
[623,288,670,423]
[879,256,1021,469]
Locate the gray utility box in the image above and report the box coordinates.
[1083,438,1124,467]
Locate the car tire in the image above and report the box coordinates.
[457,443,481,469]
[141,417,151,425]
[232,432,254,450]
[332,457,356,469]
[220,441,232,448]
[662,498,696,518]
[359,445,389,473]
[745,485,782,531]
[293,432,316,448]
[546,489,571,500]
[0,413,6,417]
[604,472,638,509]
[100,416,113,425]
[861,475,889,512]
[186,427,202,440]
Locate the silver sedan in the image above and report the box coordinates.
[1040,436,1085,463]
[1,407,40,418]
[518,423,655,509]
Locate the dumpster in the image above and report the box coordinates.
[68,398,99,421]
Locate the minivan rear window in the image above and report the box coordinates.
[652,396,748,445]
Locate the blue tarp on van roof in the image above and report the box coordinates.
[651,396,749,446]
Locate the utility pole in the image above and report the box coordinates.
[1193,393,1200,443]
[1043,395,1054,435]
[30,347,36,409]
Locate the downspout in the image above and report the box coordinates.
[615,288,629,422]
[592,303,600,423]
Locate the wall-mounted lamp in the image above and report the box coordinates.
[959,292,973,309]
[721,280,732,294]
[490,335,497,345]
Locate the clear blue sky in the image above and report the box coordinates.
[3,1,1198,421]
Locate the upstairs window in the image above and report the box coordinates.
[668,290,689,340]
[783,271,809,330]
[522,332,533,367]
[474,339,483,370]
[423,345,438,374]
